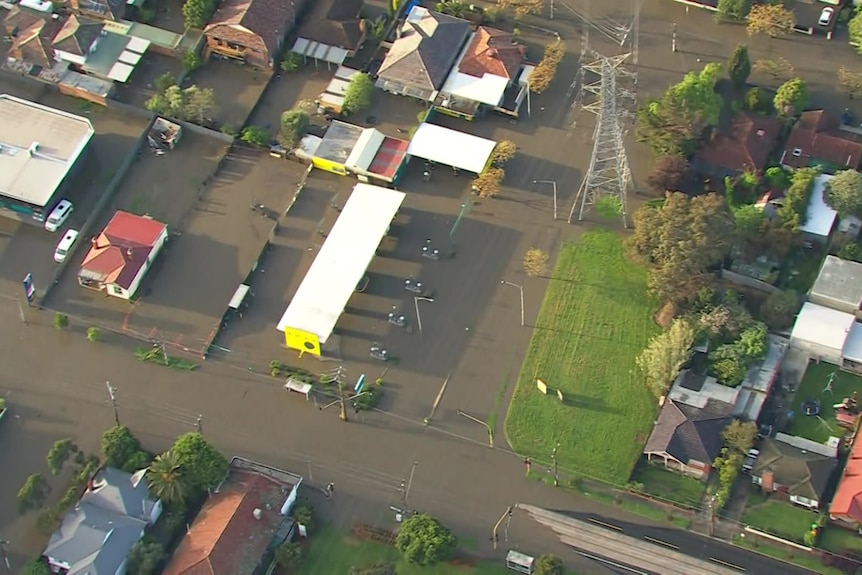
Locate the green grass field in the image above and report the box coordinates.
[631,462,706,509]
[742,498,818,543]
[505,230,659,484]
[790,363,862,443]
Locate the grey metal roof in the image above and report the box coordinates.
[752,437,837,502]
[644,399,734,465]
[80,467,155,521]
[315,120,363,163]
[810,255,862,308]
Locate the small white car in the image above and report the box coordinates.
[819,7,834,26]
[742,448,760,474]
[45,199,73,232]
[54,229,79,263]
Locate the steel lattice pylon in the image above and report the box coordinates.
[569,52,636,228]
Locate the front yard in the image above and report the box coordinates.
[505,230,659,484]
[790,362,862,444]
[630,461,706,509]
[742,493,818,543]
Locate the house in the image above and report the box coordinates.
[780,110,862,173]
[643,398,735,480]
[434,26,526,119]
[70,0,126,22]
[789,302,862,371]
[163,462,301,575]
[375,6,471,102]
[6,15,64,68]
[203,0,306,69]
[750,433,838,509]
[43,467,161,574]
[799,174,838,242]
[291,0,365,66]
[77,210,168,299]
[694,112,782,178]
[809,255,862,315]
[52,14,103,65]
[831,432,862,529]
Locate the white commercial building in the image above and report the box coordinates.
[407,123,496,174]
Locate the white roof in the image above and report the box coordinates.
[799,174,838,237]
[407,123,496,173]
[441,72,509,107]
[324,78,351,97]
[125,36,150,53]
[277,184,406,341]
[334,66,360,81]
[791,302,855,351]
[107,62,135,82]
[843,322,862,364]
[119,50,143,65]
[346,128,385,172]
[0,94,94,207]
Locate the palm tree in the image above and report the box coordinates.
[147,451,187,504]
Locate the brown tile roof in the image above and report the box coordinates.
[643,399,734,465]
[696,112,782,174]
[52,14,102,57]
[781,110,862,170]
[4,6,44,36]
[8,17,63,68]
[296,0,365,51]
[458,27,524,80]
[162,471,291,575]
[205,0,304,62]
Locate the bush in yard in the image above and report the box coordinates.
[778,167,819,229]
[773,77,808,117]
[636,318,695,398]
[529,41,565,94]
[22,558,51,575]
[744,87,770,114]
[343,73,374,116]
[824,169,862,219]
[395,514,457,566]
[181,50,201,72]
[646,156,691,194]
[18,473,50,514]
[46,438,78,475]
[491,140,517,166]
[171,432,228,491]
[727,44,751,89]
[122,449,152,473]
[534,554,565,575]
[760,289,800,331]
[279,106,310,147]
[155,72,176,92]
[852,11,862,55]
[293,497,316,533]
[53,312,69,330]
[713,449,742,509]
[281,52,304,72]
[126,540,166,575]
[101,426,143,469]
[182,0,217,29]
[722,420,757,456]
[716,0,750,22]
[275,541,302,569]
[86,326,101,342]
[240,126,270,147]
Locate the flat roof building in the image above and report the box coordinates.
[0,94,94,210]
[810,255,862,315]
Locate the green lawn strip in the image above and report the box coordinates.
[789,362,862,443]
[741,500,818,543]
[734,535,841,575]
[631,462,706,509]
[820,525,862,554]
[505,230,659,484]
[296,525,511,575]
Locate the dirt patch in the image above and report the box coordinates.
[654,301,678,328]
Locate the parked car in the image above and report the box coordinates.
[54,229,79,263]
[44,199,73,232]
[742,448,760,474]
[819,7,834,26]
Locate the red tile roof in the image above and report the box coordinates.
[162,471,290,575]
[458,27,525,80]
[204,0,305,66]
[369,136,408,180]
[9,17,63,68]
[696,112,782,174]
[781,110,862,170]
[79,211,166,289]
[831,434,862,523]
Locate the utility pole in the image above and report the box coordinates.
[549,0,554,20]
[0,539,10,573]
[492,506,513,550]
[401,461,418,515]
[551,445,559,487]
[672,22,677,53]
[195,414,203,434]
[106,381,120,427]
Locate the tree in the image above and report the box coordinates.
[491,140,517,166]
[183,86,217,126]
[838,66,862,100]
[279,107,310,147]
[126,540,166,575]
[395,514,457,566]
[101,426,142,469]
[723,420,757,455]
[713,449,742,509]
[523,247,549,277]
[636,318,696,398]
[240,126,270,147]
[851,10,862,54]
[182,0,216,29]
[21,558,51,575]
[18,473,50,514]
[293,498,316,533]
[343,73,374,116]
[154,72,176,92]
[716,0,750,21]
[122,449,152,473]
[647,156,691,193]
[171,432,228,491]
[275,541,303,569]
[747,3,795,38]
[529,41,565,94]
[778,167,819,229]
[53,312,69,329]
[496,0,542,18]
[181,50,201,72]
[534,554,565,575]
[474,167,505,197]
[733,204,767,239]
[281,52,304,73]
[436,0,469,18]
[87,326,101,343]
[824,169,862,218]
[47,438,78,475]
[753,57,796,82]
[147,451,188,504]
[727,44,751,89]
[709,344,749,387]
[744,87,770,114]
[773,78,808,117]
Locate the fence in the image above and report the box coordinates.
[720,268,779,294]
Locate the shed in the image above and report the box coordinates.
[790,302,855,364]
[809,255,862,315]
[312,121,364,175]
[799,174,838,241]
[407,123,496,173]
[505,550,534,573]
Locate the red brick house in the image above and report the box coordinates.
[780,110,862,173]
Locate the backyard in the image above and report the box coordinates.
[296,525,512,575]
[790,362,862,444]
[630,461,706,509]
[742,493,818,543]
[505,230,659,484]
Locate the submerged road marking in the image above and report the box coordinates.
[643,535,679,550]
[710,557,746,571]
[588,517,622,531]
[576,550,649,575]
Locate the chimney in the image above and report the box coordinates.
[762,470,774,493]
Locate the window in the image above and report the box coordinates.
[112,285,123,295]
[792,148,803,157]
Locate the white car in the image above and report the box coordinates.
[54,229,79,263]
[45,199,73,232]
[819,7,834,26]
[742,448,760,474]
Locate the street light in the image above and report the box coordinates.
[500,281,524,327]
[533,180,558,220]
[414,296,434,335]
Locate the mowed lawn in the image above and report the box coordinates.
[505,230,659,484]
[790,362,862,444]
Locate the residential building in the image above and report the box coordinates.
[375,6,471,102]
[789,302,862,371]
[694,112,782,178]
[799,174,838,242]
[5,12,64,69]
[203,0,306,69]
[163,458,302,575]
[70,0,126,22]
[51,14,103,65]
[831,432,862,529]
[43,467,161,574]
[77,210,169,299]
[781,110,862,172]
[810,255,862,315]
[291,0,365,66]
[0,94,94,225]
[750,433,838,509]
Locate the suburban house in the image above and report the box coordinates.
[291,0,365,67]
[831,432,862,529]
[809,255,862,316]
[694,112,782,178]
[750,433,838,509]
[780,110,862,173]
[43,467,161,574]
[77,210,169,300]
[51,15,104,65]
[70,0,127,22]
[799,173,839,243]
[434,26,527,119]
[375,6,471,102]
[163,460,302,575]
[4,9,64,68]
[203,0,306,69]
[789,302,862,371]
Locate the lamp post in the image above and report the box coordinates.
[414,296,434,335]
[0,539,10,573]
[533,180,557,220]
[456,409,494,447]
[672,22,677,53]
[400,461,418,515]
[551,444,559,487]
[106,381,120,427]
[500,281,524,327]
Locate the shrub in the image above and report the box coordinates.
[293,497,316,533]
[395,514,456,566]
[0,397,6,411]
[744,87,770,114]
[18,474,50,514]
[240,125,270,147]
[155,72,176,92]
[530,41,565,94]
[53,313,69,330]
[182,50,201,72]
[47,438,78,475]
[86,326,100,343]
[281,52,304,73]
[275,541,302,569]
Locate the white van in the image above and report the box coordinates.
[54,229,79,263]
[45,199,73,232]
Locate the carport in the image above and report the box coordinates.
[276,183,406,357]
[407,123,497,174]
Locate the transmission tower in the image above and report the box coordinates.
[568,52,636,227]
